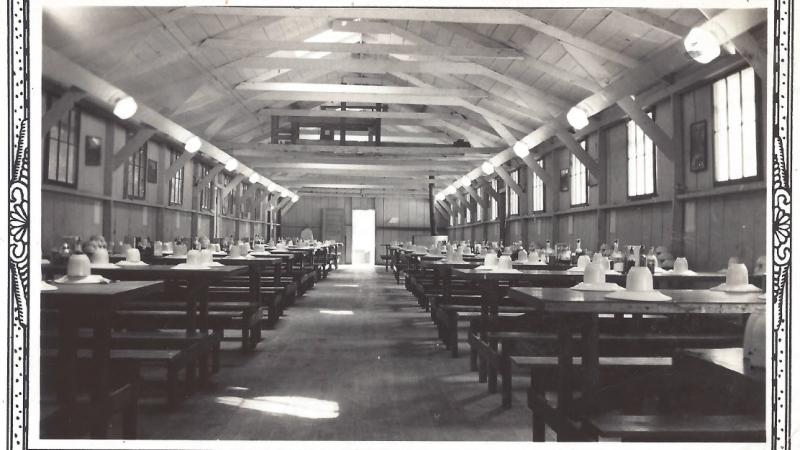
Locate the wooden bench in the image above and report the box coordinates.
[583,414,765,442]
[42,347,197,407]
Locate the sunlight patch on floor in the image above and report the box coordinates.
[216,396,340,419]
[319,309,355,315]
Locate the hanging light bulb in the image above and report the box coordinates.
[184,136,202,153]
[566,106,590,130]
[291,195,300,203]
[460,176,472,188]
[249,173,260,184]
[513,141,530,158]
[684,27,721,64]
[445,185,456,195]
[435,192,445,201]
[224,158,239,171]
[481,161,495,175]
[267,183,278,192]
[112,96,137,120]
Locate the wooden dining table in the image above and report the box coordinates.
[41,280,164,437]
[72,265,248,334]
[507,286,766,441]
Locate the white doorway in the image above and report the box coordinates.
[351,209,375,265]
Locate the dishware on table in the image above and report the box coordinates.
[496,255,513,270]
[605,267,671,301]
[710,263,761,292]
[116,248,148,266]
[571,261,624,291]
[516,249,528,263]
[89,248,118,268]
[55,254,111,284]
[153,241,163,257]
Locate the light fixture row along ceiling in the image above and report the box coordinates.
[435,25,724,203]
[110,96,298,203]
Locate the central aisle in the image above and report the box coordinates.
[139,266,531,440]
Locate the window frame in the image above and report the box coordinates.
[569,142,589,207]
[43,93,81,188]
[626,111,658,200]
[476,186,483,222]
[507,169,520,216]
[490,178,499,221]
[711,66,763,186]
[168,149,184,206]
[194,161,212,210]
[122,137,148,200]
[531,159,546,213]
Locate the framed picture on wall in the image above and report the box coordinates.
[147,159,158,183]
[689,120,708,172]
[559,169,570,192]
[85,136,102,166]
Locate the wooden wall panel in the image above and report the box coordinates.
[162,209,193,239]
[41,191,103,253]
[77,112,106,195]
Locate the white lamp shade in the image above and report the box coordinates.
[684,27,721,64]
[460,176,471,188]
[184,136,202,153]
[435,193,445,201]
[249,173,260,183]
[291,195,299,203]
[113,96,137,120]
[481,161,495,175]
[566,106,590,130]
[224,158,239,171]
[513,141,530,158]
[267,183,278,192]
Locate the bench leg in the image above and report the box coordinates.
[531,372,546,441]
[167,365,178,408]
[478,354,487,383]
[487,339,497,394]
[122,386,138,439]
[198,353,209,384]
[186,362,196,394]
[241,324,250,351]
[501,341,514,408]
[449,314,459,358]
[212,329,222,373]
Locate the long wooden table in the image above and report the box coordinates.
[41,280,164,437]
[507,286,765,441]
[75,265,247,334]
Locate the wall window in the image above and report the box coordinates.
[222,174,233,215]
[194,161,212,210]
[627,113,656,198]
[43,94,80,186]
[457,209,462,225]
[531,159,545,212]
[466,204,472,223]
[450,213,454,226]
[713,66,759,183]
[168,149,184,205]
[123,136,147,200]
[507,169,520,215]
[476,187,483,221]
[490,179,499,220]
[570,141,588,206]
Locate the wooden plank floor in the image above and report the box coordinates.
[137,265,532,440]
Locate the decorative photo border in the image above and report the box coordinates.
[4,1,793,449]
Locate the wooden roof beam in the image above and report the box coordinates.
[201,38,525,59]
[112,128,157,170]
[162,150,195,181]
[494,165,525,197]
[463,183,489,209]
[564,43,677,162]
[477,177,501,200]
[237,82,487,98]
[554,128,602,179]
[221,174,246,196]
[520,154,558,192]
[194,8,639,68]
[41,87,87,139]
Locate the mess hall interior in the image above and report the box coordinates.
[37,4,769,444]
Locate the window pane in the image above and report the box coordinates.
[741,67,758,177]
[726,72,743,180]
[713,79,729,182]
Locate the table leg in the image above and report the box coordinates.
[90,316,112,438]
[183,280,197,335]
[57,312,78,414]
[556,320,574,442]
[486,281,501,394]
[581,315,600,394]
